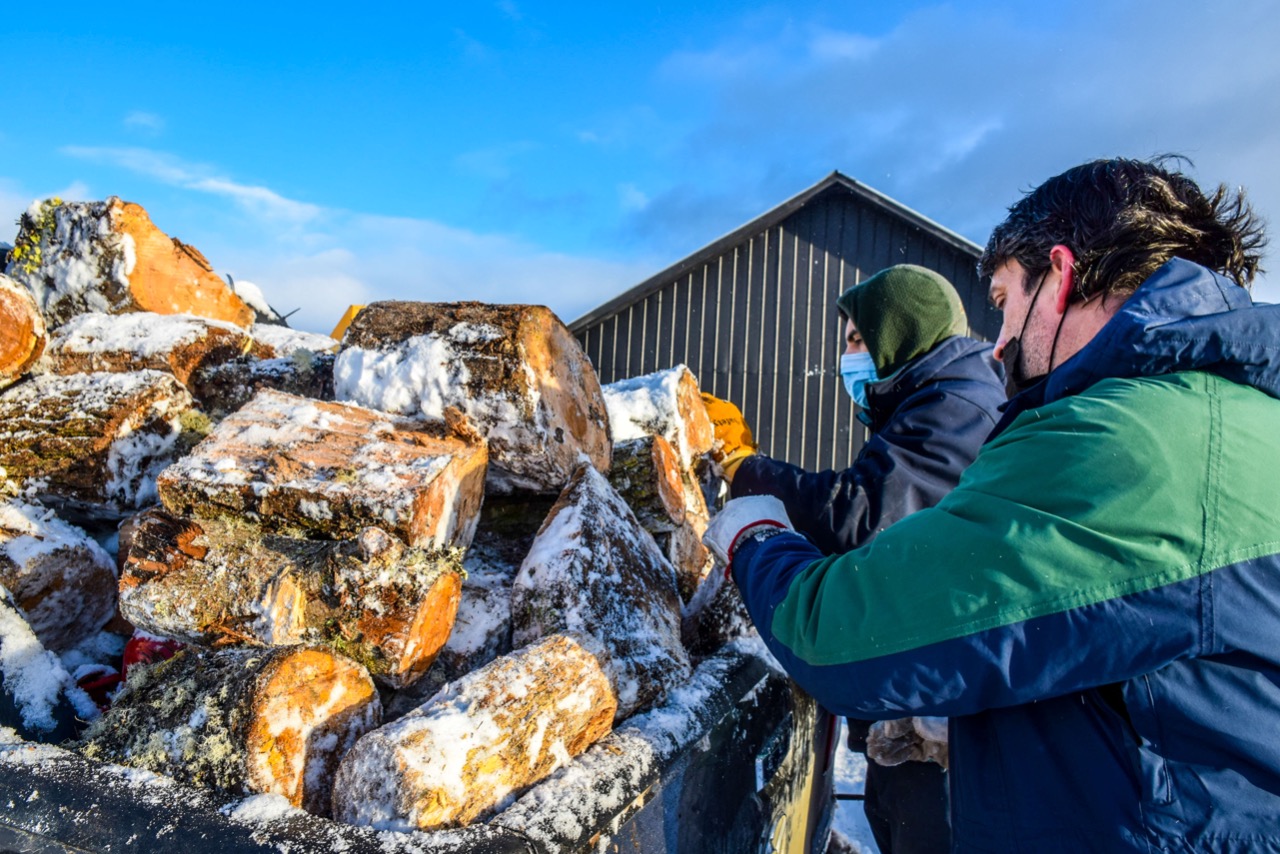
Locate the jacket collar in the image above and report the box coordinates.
[995,258,1280,435]
[863,335,1001,432]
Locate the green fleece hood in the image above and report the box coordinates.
[836,264,969,376]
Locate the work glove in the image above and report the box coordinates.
[866,717,949,771]
[701,393,757,481]
[702,495,793,576]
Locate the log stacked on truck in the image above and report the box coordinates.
[119,509,464,689]
[332,632,615,831]
[4,197,254,329]
[334,301,612,494]
[0,499,117,651]
[511,462,691,720]
[0,274,46,392]
[0,369,201,518]
[156,389,488,549]
[601,366,721,611]
[80,645,381,815]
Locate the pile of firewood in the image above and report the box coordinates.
[0,196,754,830]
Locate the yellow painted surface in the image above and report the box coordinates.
[331,304,366,340]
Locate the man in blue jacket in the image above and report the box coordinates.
[704,264,1006,853]
[706,157,1275,852]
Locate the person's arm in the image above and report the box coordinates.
[730,374,1239,719]
[732,382,998,554]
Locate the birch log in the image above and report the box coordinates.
[79,645,381,815]
[0,274,45,392]
[156,389,487,549]
[0,500,116,651]
[118,508,463,688]
[5,197,253,329]
[41,312,260,387]
[333,301,611,494]
[0,370,198,518]
[601,365,713,471]
[331,633,615,831]
[511,462,690,720]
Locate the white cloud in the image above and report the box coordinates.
[123,111,165,134]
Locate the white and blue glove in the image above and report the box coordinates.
[702,495,794,575]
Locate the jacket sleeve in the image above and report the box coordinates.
[730,377,1230,720]
[731,382,997,554]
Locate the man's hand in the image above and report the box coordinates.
[701,393,757,480]
[702,495,793,575]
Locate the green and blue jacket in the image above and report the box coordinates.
[734,259,1280,852]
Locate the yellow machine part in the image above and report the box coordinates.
[330,305,366,341]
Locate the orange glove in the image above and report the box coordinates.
[701,393,757,480]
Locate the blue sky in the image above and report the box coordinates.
[3,1,1278,334]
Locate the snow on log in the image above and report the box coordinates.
[606,435,685,534]
[511,463,691,721]
[0,499,116,651]
[0,274,46,391]
[188,351,335,420]
[118,509,463,689]
[0,370,199,518]
[80,645,381,815]
[684,578,757,657]
[5,197,254,329]
[331,632,615,831]
[156,389,487,549]
[0,585,98,742]
[333,301,611,494]
[601,365,713,471]
[248,324,339,359]
[41,311,260,387]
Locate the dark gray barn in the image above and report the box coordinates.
[569,171,999,473]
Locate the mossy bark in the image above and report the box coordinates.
[188,351,336,419]
[119,508,464,689]
[79,645,380,815]
[607,435,686,534]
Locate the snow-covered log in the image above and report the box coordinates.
[188,351,336,420]
[118,509,463,689]
[334,301,611,494]
[80,645,381,815]
[601,365,713,471]
[156,390,488,549]
[0,370,199,518]
[607,435,685,534]
[5,197,254,329]
[684,578,756,656]
[331,632,615,831]
[655,518,715,608]
[248,324,339,358]
[511,463,690,720]
[41,312,261,387]
[0,585,98,742]
[0,500,116,651]
[0,274,46,391]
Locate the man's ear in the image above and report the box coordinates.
[1050,245,1076,314]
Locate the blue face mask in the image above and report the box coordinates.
[840,352,879,409]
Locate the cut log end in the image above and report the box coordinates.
[0,275,46,387]
[247,647,382,814]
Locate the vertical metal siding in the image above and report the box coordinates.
[575,186,989,472]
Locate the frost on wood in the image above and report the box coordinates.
[41,311,262,388]
[511,463,691,721]
[5,197,254,329]
[189,351,336,420]
[79,645,381,815]
[332,633,615,831]
[0,370,197,518]
[248,324,339,359]
[333,301,611,494]
[156,390,487,549]
[0,499,116,651]
[0,585,98,741]
[607,435,685,534]
[601,365,713,471]
[684,577,757,657]
[119,509,464,689]
[0,273,46,391]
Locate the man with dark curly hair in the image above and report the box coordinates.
[705,157,1279,851]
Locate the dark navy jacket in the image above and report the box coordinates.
[733,335,1005,555]
[732,259,1280,852]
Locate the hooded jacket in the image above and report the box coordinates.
[732,335,1006,555]
[732,259,1280,852]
